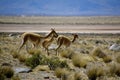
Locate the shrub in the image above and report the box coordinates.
[25,53,69,70]
[25,53,40,68]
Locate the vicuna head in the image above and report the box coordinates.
[50,28,58,38]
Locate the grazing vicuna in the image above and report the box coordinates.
[18,28,58,53]
[55,34,78,55]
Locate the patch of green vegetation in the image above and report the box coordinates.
[25,53,69,70]
[0,74,5,80]
[0,66,14,78]
[25,53,40,68]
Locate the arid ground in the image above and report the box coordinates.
[0,24,120,33]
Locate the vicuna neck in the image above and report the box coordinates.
[44,32,53,38]
[72,36,77,43]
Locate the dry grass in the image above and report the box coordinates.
[28,49,42,55]
[108,62,120,76]
[87,64,105,80]
[103,55,112,63]
[11,50,19,58]
[55,68,69,78]
[72,53,94,68]
[116,55,120,63]
[60,49,74,59]
[18,54,27,62]
[91,47,106,58]
[0,32,120,80]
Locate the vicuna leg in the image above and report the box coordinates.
[18,37,27,53]
[56,42,62,56]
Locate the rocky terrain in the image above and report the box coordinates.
[0,32,120,80]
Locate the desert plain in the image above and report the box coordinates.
[0,16,120,80]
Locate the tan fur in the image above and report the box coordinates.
[18,28,58,53]
[42,34,56,55]
[56,34,78,55]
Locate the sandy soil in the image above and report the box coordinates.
[0,24,120,33]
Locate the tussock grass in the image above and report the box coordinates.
[60,49,74,59]
[11,50,19,58]
[108,62,120,76]
[33,65,50,72]
[28,49,41,55]
[18,54,27,62]
[55,68,69,78]
[116,55,120,63]
[103,55,112,63]
[92,47,106,58]
[74,72,82,80]
[0,66,14,78]
[72,53,94,68]
[87,64,105,80]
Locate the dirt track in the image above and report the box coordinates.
[0,24,120,33]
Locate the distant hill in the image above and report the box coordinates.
[0,0,120,16]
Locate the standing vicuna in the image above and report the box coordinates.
[55,34,78,55]
[18,28,58,53]
[42,33,57,55]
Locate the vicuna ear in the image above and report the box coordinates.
[51,28,55,31]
